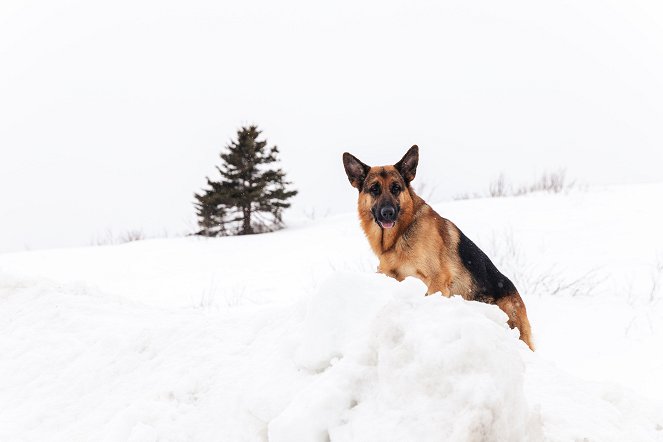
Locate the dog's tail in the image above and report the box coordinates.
[496,293,535,351]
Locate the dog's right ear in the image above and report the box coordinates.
[343,152,370,190]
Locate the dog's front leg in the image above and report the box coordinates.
[426,271,452,297]
[377,263,405,282]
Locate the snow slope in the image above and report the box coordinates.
[1,183,663,441]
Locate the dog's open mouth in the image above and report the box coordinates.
[378,220,395,229]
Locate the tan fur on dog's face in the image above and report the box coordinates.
[343,145,419,230]
[358,166,412,229]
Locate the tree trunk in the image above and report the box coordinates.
[242,206,252,234]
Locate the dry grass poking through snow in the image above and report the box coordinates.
[90,229,146,246]
[455,169,578,200]
[485,229,603,299]
[625,256,663,337]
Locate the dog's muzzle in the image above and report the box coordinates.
[373,205,399,229]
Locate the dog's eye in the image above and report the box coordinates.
[369,184,380,195]
[391,183,401,195]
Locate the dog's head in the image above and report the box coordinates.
[342,145,419,229]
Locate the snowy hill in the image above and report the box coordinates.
[2,183,663,441]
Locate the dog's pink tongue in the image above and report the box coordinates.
[380,221,395,229]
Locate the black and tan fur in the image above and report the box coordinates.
[343,145,534,350]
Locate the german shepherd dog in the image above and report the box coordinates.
[343,145,534,350]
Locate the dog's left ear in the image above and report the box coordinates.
[395,145,419,184]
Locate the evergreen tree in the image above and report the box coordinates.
[194,126,298,236]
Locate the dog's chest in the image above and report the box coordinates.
[378,244,429,281]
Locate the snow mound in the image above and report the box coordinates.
[270,273,541,442]
[1,270,662,441]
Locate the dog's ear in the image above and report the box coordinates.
[343,152,370,189]
[395,145,419,184]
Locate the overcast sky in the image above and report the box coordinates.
[1,0,663,253]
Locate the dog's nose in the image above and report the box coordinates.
[381,206,396,220]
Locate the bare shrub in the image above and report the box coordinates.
[119,229,145,243]
[91,229,116,246]
[485,229,603,298]
[303,207,331,221]
[91,229,146,246]
[514,169,574,196]
[453,192,483,201]
[488,173,509,198]
[456,169,577,200]
[625,256,663,336]
[196,277,250,310]
[416,182,439,202]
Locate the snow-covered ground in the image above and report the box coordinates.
[1,183,663,441]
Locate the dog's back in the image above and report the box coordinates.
[446,221,533,349]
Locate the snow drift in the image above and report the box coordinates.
[1,270,661,441]
[2,184,663,441]
[270,274,538,442]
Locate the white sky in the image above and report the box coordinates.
[1,0,663,253]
